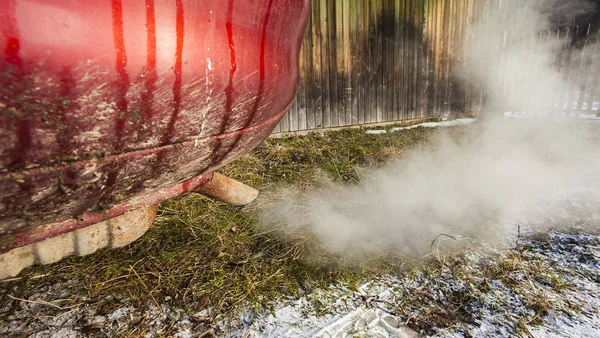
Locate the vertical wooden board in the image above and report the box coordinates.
[391,0,400,121]
[376,0,384,122]
[428,0,437,117]
[403,0,410,119]
[312,0,324,129]
[299,12,310,130]
[426,0,436,117]
[383,0,394,122]
[550,29,565,109]
[405,0,413,119]
[392,0,399,122]
[413,0,422,118]
[422,0,432,118]
[467,0,477,112]
[368,0,378,123]
[343,0,352,126]
[583,26,598,108]
[433,0,443,116]
[441,0,451,117]
[307,1,316,129]
[281,98,293,133]
[356,0,366,125]
[381,0,388,122]
[327,0,339,128]
[410,0,418,118]
[406,0,414,120]
[273,120,282,133]
[407,0,415,118]
[320,0,331,129]
[291,92,300,131]
[447,0,457,116]
[584,36,600,111]
[572,25,588,111]
[349,0,360,126]
[590,37,600,112]
[371,0,381,122]
[304,7,315,130]
[558,28,571,109]
[460,0,469,112]
[460,0,469,113]
[380,0,387,122]
[468,0,481,113]
[368,0,376,124]
[296,39,307,131]
[335,0,345,126]
[367,0,375,123]
[566,26,582,111]
[359,0,366,124]
[440,0,449,116]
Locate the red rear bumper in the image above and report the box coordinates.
[0,0,309,249]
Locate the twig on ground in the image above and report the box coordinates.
[430,233,458,251]
[7,294,81,311]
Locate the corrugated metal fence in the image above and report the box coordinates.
[274,0,485,133]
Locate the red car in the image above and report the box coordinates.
[0,0,310,279]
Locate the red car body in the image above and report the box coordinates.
[0,0,309,275]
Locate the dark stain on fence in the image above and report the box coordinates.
[275,0,483,133]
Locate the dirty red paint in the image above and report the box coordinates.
[56,67,76,157]
[251,0,275,121]
[142,0,157,124]
[3,0,29,170]
[0,106,288,254]
[210,0,277,167]
[111,0,130,150]
[5,37,21,66]
[161,0,185,145]
[0,0,310,252]
[224,0,237,116]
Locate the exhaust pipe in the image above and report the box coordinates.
[0,173,258,280]
[195,172,259,206]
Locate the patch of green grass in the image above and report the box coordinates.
[0,124,440,322]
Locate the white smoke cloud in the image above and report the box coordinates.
[260,0,600,259]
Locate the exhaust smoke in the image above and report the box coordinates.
[260,0,600,259]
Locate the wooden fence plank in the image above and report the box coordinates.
[343,0,353,125]
[350,0,360,126]
[311,0,323,129]
[320,0,331,129]
[327,0,339,128]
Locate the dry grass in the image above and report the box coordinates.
[0,121,440,328]
[0,120,596,337]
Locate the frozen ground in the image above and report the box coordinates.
[366,118,476,134]
[1,188,599,337]
[220,233,600,338]
[1,119,600,337]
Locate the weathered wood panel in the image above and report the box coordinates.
[277,0,483,133]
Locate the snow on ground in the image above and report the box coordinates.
[365,119,476,134]
[219,231,600,338]
[1,204,598,338]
